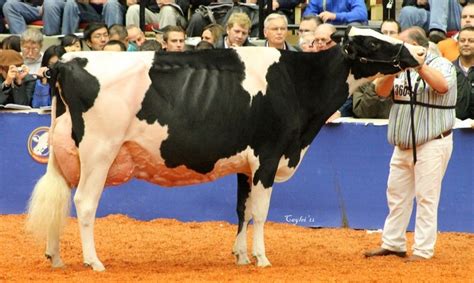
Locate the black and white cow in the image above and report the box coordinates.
[26,27,425,271]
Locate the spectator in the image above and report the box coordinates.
[103,40,127,51]
[20,28,43,74]
[303,0,368,25]
[215,12,254,48]
[201,23,224,46]
[139,39,162,51]
[195,40,214,49]
[298,31,316,52]
[399,0,462,43]
[263,13,296,50]
[352,19,400,119]
[453,26,474,119]
[438,3,474,61]
[60,34,83,52]
[0,49,35,106]
[312,23,336,52]
[32,45,65,108]
[127,24,146,50]
[109,24,131,50]
[0,0,6,33]
[61,0,124,35]
[125,0,188,28]
[1,35,21,52]
[3,0,63,35]
[365,27,457,262]
[83,22,109,51]
[298,14,322,35]
[162,25,186,51]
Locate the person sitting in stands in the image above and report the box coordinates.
[60,34,83,52]
[438,3,474,61]
[215,12,254,48]
[453,26,474,119]
[127,25,146,50]
[83,22,109,51]
[109,24,132,50]
[303,0,367,25]
[0,50,35,106]
[32,45,65,108]
[201,23,225,47]
[162,25,186,52]
[139,39,162,51]
[20,28,43,74]
[263,13,297,50]
[125,0,188,28]
[103,40,127,51]
[61,0,124,35]
[399,0,462,43]
[1,35,21,52]
[195,40,214,49]
[3,0,64,35]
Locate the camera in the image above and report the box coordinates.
[17,67,24,73]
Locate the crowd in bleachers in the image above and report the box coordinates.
[0,0,473,122]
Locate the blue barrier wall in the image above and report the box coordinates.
[0,112,472,232]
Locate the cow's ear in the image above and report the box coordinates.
[331,30,345,44]
[71,57,89,68]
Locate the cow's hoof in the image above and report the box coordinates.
[45,254,65,268]
[234,253,251,265]
[255,255,272,267]
[84,261,105,272]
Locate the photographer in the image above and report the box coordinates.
[0,50,35,107]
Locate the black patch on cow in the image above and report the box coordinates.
[236,173,251,234]
[55,58,100,147]
[137,48,351,188]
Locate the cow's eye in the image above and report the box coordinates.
[369,42,379,50]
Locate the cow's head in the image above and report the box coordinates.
[341,26,426,80]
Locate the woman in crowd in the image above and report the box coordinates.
[0,50,35,106]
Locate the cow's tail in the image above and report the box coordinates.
[26,98,71,240]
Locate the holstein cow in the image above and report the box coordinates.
[26,27,425,271]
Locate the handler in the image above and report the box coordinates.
[364,27,457,261]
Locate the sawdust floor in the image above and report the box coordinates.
[1,214,473,282]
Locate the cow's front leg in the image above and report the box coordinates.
[250,182,273,267]
[233,174,252,265]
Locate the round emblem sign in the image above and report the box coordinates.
[27,126,50,164]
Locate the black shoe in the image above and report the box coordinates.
[364,248,407,258]
[429,30,446,43]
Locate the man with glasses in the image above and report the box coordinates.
[263,13,296,50]
[83,22,109,51]
[20,28,43,74]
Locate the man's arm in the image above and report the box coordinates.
[374,75,396,97]
[417,63,449,94]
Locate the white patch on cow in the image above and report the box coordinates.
[274,146,309,183]
[348,26,402,45]
[234,47,281,100]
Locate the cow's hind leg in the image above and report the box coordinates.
[250,181,273,267]
[233,173,252,265]
[74,145,118,271]
[26,146,71,268]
